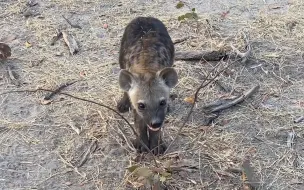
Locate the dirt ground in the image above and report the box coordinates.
[1,0,304,189]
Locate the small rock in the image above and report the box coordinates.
[65,182,72,186]
[55,52,63,56]
[103,23,108,29]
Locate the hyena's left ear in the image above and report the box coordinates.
[119,69,134,91]
[157,67,178,88]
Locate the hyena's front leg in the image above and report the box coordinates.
[133,111,149,153]
[149,131,166,155]
[117,92,131,113]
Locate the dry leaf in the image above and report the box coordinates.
[135,167,153,178]
[25,41,32,48]
[159,176,166,182]
[127,165,140,173]
[184,96,195,104]
[0,43,11,60]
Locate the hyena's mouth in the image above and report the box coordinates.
[147,124,161,132]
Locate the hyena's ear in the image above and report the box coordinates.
[157,67,178,88]
[119,69,134,91]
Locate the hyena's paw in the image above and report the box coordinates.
[150,141,167,155]
[117,97,131,113]
[132,138,149,153]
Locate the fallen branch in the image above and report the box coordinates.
[0,88,159,167]
[62,15,82,29]
[62,31,79,55]
[203,85,260,113]
[164,59,234,154]
[175,50,227,61]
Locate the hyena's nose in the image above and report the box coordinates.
[151,122,162,129]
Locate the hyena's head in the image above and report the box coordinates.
[119,68,178,131]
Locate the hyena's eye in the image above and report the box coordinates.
[138,103,146,110]
[160,100,166,106]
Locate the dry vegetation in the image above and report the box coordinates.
[0,0,304,189]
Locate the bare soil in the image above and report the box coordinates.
[0,0,303,190]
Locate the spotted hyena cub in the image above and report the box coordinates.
[117,17,178,155]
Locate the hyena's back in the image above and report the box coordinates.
[119,17,174,71]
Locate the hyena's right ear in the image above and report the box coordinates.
[118,69,134,91]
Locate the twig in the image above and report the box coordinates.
[7,65,21,86]
[62,31,79,55]
[43,80,77,101]
[203,85,260,113]
[230,31,251,63]
[173,36,190,44]
[50,31,63,46]
[287,131,295,148]
[175,50,227,61]
[294,116,304,123]
[62,15,82,29]
[164,59,233,154]
[0,88,159,167]
[77,140,97,167]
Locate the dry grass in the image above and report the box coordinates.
[0,0,304,189]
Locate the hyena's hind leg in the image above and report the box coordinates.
[117,92,131,113]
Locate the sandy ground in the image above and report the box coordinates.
[0,0,304,189]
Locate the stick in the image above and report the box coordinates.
[175,50,227,61]
[7,65,21,86]
[164,59,233,154]
[62,15,82,29]
[62,31,79,55]
[77,140,97,167]
[173,36,190,44]
[294,116,304,123]
[203,85,260,113]
[0,89,159,167]
[43,80,77,101]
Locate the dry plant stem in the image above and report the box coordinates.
[50,31,63,45]
[294,116,304,123]
[0,89,159,167]
[62,31,79,55]
[44,80,77,100]
[230,31,251,62]
[62,15,82,29]
[7,65,20,86]
[77,140,97,167]
[173,36,190,44]
[175,50,226,61]
[203,85,260,113]
[164,60,231,154]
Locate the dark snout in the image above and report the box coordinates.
[149,109,166,131]
[150,120,163,129]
